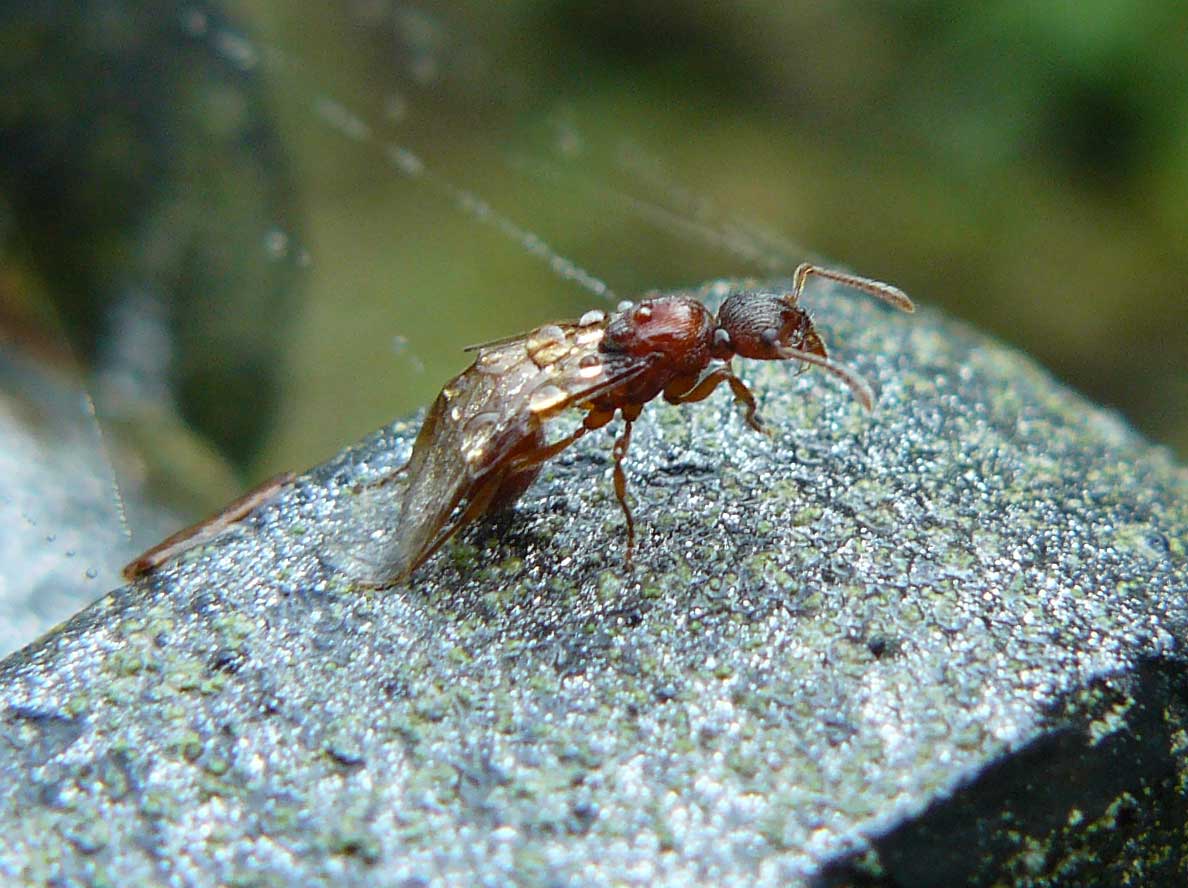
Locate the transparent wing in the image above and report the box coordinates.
[328,316,647,586]
[318,468,413,588]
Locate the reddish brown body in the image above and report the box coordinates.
[342,263,914,587]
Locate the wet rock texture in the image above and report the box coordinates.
[1,280,1185,887]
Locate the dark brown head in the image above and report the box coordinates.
[712,292,826,362]
[711,291,876,410]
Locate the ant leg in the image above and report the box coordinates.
[505,424,590,474]
[612,420,635,567]
[500,406,616,478]
[792,263,915,312]
[665,367,766,434]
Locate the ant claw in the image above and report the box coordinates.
[746,414,769,436]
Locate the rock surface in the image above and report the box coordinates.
[1,280,1185,887]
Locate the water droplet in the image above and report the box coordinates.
[477,349,515,374]
[577,355,603,380]
[616,300,634,313]
[315,97,372,142]
[214,30,259,71]
[527,325,570,367]
[529,384,568,414]
[579,309,605,327]
[575,327,604,347]
[385,144,424,178]
[85,568,98,580]
[462,412,499,466]
[534,325,566,345]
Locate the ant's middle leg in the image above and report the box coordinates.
[664,366,766,434]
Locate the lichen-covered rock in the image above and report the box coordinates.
[0,280,1184,887]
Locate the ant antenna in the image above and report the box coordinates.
[776,345,875,411]
[791,263,915,313]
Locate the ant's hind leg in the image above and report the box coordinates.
[495,417,616,511]
[612,420,636,567]
[665,367,766,434]
[505,424,590,474]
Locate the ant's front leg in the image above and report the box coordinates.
[664,366,767,434]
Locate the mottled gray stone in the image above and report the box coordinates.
[0,280,1185,887]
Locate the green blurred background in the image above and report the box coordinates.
[3,0,1186,523]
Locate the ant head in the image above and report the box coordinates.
[712,292,827,362]
[713,290,876,410]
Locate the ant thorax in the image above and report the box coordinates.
[602,296,714,374]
